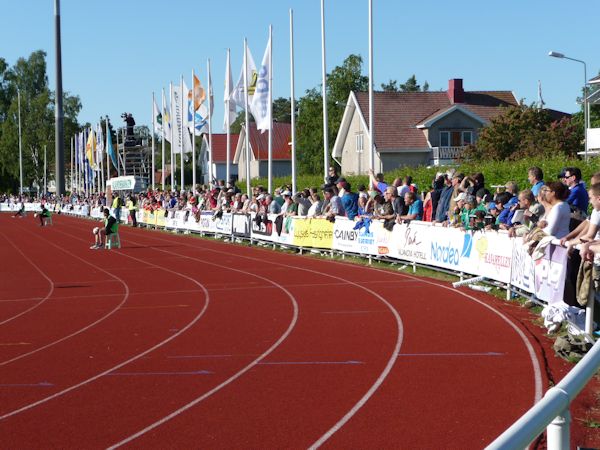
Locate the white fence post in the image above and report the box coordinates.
[546,409,570,450]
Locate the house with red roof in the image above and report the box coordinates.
[234,122,292,181]
[200,133,240,184]
[332,79,519,173]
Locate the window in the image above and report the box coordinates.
[462,131,472,145]
[440,131,449,147]
[440,130,472,147]
[355,132,364,152]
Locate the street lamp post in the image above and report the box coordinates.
[549,51,589,160]
[17,88,23,196]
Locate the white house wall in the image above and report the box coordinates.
[340,109,379,175]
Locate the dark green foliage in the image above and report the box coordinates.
[462,104,581,162]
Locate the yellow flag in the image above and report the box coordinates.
[86,129,97,169]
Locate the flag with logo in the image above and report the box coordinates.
[250,35,271,132]
[230,44,257,109]
[172,84,194,154]
[184,78,208,135]
[153,97,162,134]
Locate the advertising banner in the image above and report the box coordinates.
[534,244,567,304]
[510,237,536,294]
[232,213,251,237]
[292,218,333,249]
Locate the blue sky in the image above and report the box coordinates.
[1,0,597,131]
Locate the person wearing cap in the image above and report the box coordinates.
[528,166,545,197]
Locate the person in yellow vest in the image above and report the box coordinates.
[112,194,123,223]
[90,208,118,249]
[126,194,138,227]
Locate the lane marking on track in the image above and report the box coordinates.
[26,221,299,447]
[0,342,31,346]
[0,230,131,368]
[0,382,53,387]
[257,360,364,366]
[321,310,386,314]
[116,225,540,449]
[0,298,44,303]
[99,227,401,449]
[107,370,212,377]
[0,226,209,422]
[397,352,505,357]
[119,305,189,310]
[0,232,55,326]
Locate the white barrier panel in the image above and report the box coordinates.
[511,237,536,294]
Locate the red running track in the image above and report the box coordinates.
[0,212,563,448]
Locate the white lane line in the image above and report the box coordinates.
[128,227,542,448]
[104,233,300,449]
[107,370,212,377]
[109,228,402,449]
[0,227,209,421]
[0,232,55,326]
[0,232,130,367]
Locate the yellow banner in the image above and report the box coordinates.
[155,209,166,227]
[292,218,334,249]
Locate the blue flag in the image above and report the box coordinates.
[106,120,118,170]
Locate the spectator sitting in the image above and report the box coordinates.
[266,195,281,214]
[509,189,543,237]
[494,192,514,227]
[90,208,117,249]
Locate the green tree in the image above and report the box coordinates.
[461,104,581,162]
[0,51,81,192]
[381,79,399,92]
[296,54,368,175]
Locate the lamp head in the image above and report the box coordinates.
[548,51,565,58]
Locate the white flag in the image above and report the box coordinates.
[230,45,257,110]
[153,97,163,134]
[162,89,172,144]
[96,123,104,169]
[223,50,236,130]
[174,83,194,154]
[250,35,272,132]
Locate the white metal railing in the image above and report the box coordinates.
[486,340,600,450]
[432,146,464,159]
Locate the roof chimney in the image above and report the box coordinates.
[448,79,464,104]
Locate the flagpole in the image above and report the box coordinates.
[44,145,47,197]
[208,58,213,189]
[179,76,184,190]
[70,136,73,192]
[289,9,297,195]
[17,88,23,196]
[225,49,231,186]
[116,128,120,177]
[75,133,79,193]
[368,0,375,173]
[243,38,251,196]
[267,24,273,195]
[320,0,329,182]
[105,118,110,184]
[161,88,166,191]
[152,92,156,190]
[170,82,175,191]
[192,69,196,191]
